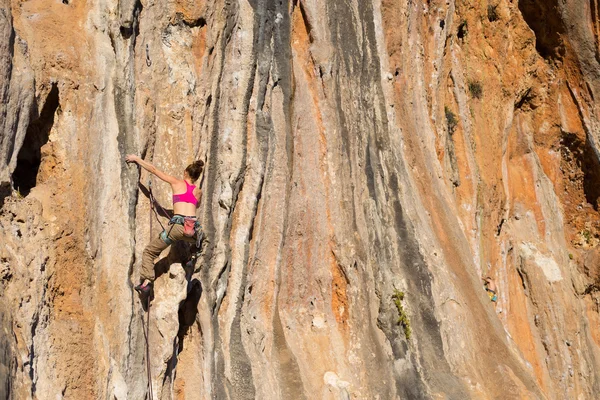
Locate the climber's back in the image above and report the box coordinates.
[172,179,201,217]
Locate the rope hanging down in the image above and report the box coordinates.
[143,179,155,400]
[142,297,153,400]
[148,179,167,232]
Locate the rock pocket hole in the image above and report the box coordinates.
[457,20,468,39]
[0,183,10,209]
[12,84,59,197]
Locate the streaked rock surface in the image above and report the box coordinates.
[1,0,600,398]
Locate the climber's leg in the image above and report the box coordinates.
[165,224,202,271]
[140,233,170,282]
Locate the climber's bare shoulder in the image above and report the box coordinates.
[170,179,187,194]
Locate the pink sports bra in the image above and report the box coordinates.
[173,181,198,206]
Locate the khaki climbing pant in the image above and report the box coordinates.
[140,222,197,281]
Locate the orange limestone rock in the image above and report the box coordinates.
[1,0,600,398]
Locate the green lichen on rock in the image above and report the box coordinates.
[445,106,458,135]
[392,289,412,340]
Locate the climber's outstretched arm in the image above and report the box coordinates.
[126,154,179,185]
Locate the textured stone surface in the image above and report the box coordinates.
[1,0,600,399]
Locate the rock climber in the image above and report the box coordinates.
[482,276,498,302]
[125,154,204,295]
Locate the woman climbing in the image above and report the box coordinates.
[482,276,498,302]
[125,154,204,294]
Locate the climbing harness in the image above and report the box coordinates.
[157,215,201,246]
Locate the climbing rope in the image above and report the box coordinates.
[143,180,155,400]
[142,296,153,400]
[148,179,167,232]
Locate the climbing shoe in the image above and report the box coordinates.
[135,281,153,295]
[186,253,201,270]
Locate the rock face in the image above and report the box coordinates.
[1,0,600,398]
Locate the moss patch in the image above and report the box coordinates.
[468,80,483,99]
[392,289,412,340]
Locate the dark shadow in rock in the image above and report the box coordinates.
[12,84,59,196]
[152,241,190,281]
[518,0,565,59]
[0,182,11,210]
[177,279,202,353]
[0,307,15,400]
[560,132,600,209]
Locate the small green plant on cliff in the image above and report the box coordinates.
[468,80,483,99]
[392,289,412,340]
[487,5,499,22]
[445,106,458,135]
[581,229,593,244]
